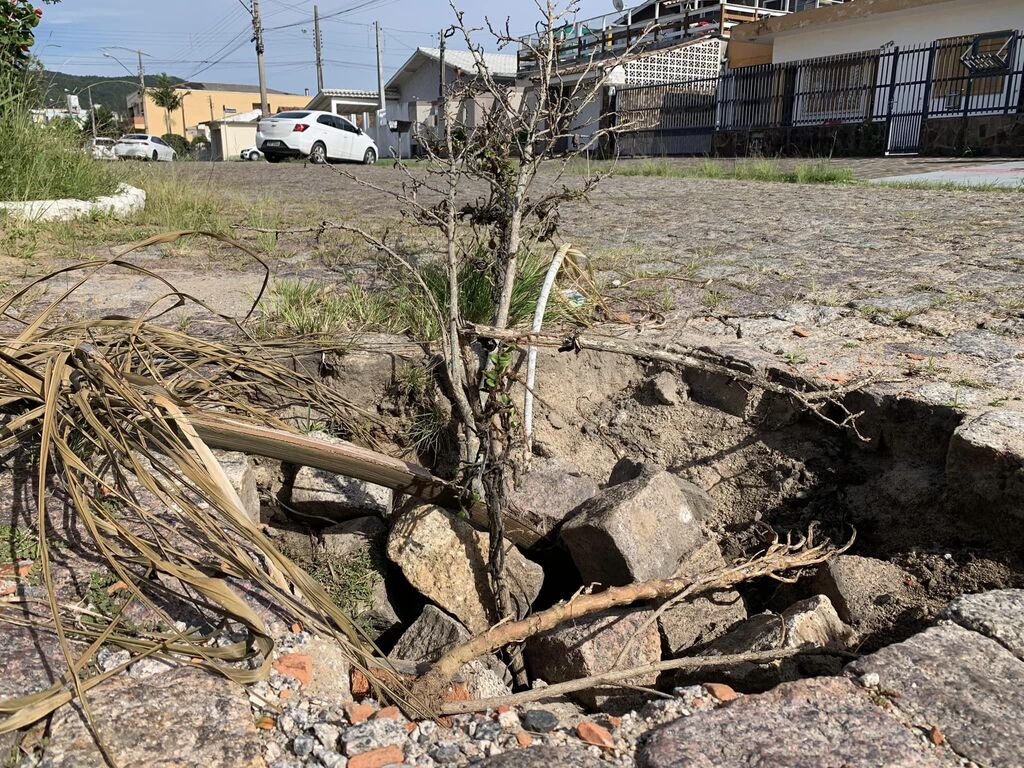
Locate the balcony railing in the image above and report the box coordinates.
[517,1,794,73]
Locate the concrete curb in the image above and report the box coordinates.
[0,184,146,222]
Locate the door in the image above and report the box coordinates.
[884,47,931,156]
[315,115,352,159]
[337,117,364,160]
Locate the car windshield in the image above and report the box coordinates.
[272,111,310,119]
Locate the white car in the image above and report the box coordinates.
[256,110,378,165]
[240,146,263,161]
[85,137,116,160]
[114,134,176,162]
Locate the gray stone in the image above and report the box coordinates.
[525,608,661,710]
[691,612,785,689]
[289,432,393,520]
[946,410,1024,521]
[944,589,1024,660]
[560,467,710,586]
[508,458,599,538]
[322,516,387,559]
[813,555,917,640]
[340,718,408,756]
[387,505,544,633]
[782,595,856,651]
[292,736,315,758]
[40,667,264,768]
[636,677,947,768]
[947,329,1016,362]
[455,659,512,700]
[303,637,353,702]
[521,709,559,733]
[473,747,606,767]
[213,450,261,523]
[312,723,341,751]
[851,293,945,319]
[659,541,747,656]
[848,623,1024,768]
[391,604,469,663]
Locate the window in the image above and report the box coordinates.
[934,32,1013,99]
[152,137,168,146]
[339,117,360,134]
[799,56,877,119]
[317,115,335,127]
[275,111,312,119]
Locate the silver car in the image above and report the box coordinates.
[114,134,176,162]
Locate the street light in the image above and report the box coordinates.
[102,46,150,133]
[72,79,143,138]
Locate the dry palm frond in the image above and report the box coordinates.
[0,238,434,738]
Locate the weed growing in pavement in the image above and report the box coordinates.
[576,157,855,185]
[701,289,727,311]
[0,524,40,561]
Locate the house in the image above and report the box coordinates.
[304,88,388,153]
[207,109,261,161]
[384,47,521,158]
[126,81,307,138]
[515,0,850,155]
[724,0,1024,154]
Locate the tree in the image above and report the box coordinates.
[333,0,646,686]
[1,0,44,67]
[149,73,187,136]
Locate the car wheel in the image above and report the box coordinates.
[363,148,377,165]
[151,150,159,161]
[250,151,260,161]
[265,154,282,164]
[309,142,327,165]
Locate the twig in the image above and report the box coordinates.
[410,529,847,711]
[438,647,844,714]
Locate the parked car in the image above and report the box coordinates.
[240,146,263,161]
[114,134,176,162]
[84,137,116,160]
[256,110,377,165]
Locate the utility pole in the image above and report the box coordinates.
[87,84,97,137]
[314,5,324,94]
[137,50,148,133]
[375,21,385,114]
[251,0,270,116]
[208,96,216,162]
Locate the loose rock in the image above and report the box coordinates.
[658,541,746,656]
[944,588,1024,660]
[288,432,393,520]
[387,505,543,633]
[526,608,661,710]
[508,458,599,537]
[560,467,710,586]
[813,555,918,642]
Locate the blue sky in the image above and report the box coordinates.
[37,0,614,95]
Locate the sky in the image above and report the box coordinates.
[36,0,617,96]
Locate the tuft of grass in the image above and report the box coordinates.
[0,69,122,202]
[871,179,1023,193]
[256,251,588,342]
[254,279,402,338]
[584,157,854,185]
[128,167,228,232]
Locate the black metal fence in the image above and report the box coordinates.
[616,30,1024,156]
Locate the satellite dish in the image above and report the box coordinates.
[612,0,624,10]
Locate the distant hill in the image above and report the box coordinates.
[40,71,185,113]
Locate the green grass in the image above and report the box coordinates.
[125,166,228,232]
[871,179,1024,193]
[254,250,588,342]
[0,69,122,203]
[587,158,855,185]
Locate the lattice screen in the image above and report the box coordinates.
[623,39,726,87]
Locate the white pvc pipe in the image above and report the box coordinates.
[524,244,572,454]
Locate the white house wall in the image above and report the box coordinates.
[771,0,1024,61]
